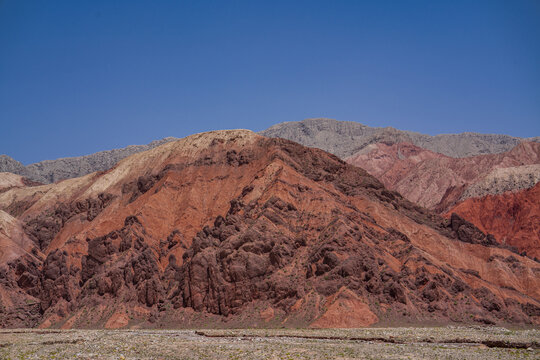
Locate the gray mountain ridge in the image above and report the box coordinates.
[259,118,540,159]
[1,119,538,184]
[1,137,178,183]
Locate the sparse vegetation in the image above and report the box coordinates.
[0,327,537,359]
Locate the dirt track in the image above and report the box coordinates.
[0,327,538,359]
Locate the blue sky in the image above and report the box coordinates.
[1,0,539,164]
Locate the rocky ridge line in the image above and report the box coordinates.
[3,118,539,184]
[260,118,539,159]
[0,138,177,184]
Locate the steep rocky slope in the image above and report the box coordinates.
[345,142,540,211]
[0,131,539,329]
[0,138,177,184]
[260,118,539,158]
[448,183,540,260]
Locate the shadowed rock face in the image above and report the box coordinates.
[0,130,539,329]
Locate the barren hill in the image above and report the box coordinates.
[0,130,538,329]
[345,141,540,211]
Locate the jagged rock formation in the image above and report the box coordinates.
[448,183,540,260]
[0,138,177,184]
[260,118,539,158]
[0,130,539,329]
[345,141,540,211]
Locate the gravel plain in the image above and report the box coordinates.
[0,327,538,360]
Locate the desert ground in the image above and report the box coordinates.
[0,327,538,360]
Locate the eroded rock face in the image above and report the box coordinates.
[345,141,540,211]
[23,193,115,250]
[170,190,534,327]
[0,130,539,329]
[79,216,164,307]
[449,214,498,246]
[176,197,301,315]
[40,249,76,311]
[0,253,42,327]
[448,183,540,259]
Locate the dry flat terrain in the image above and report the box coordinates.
[0,327,538,360]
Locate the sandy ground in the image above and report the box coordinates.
[0,327,538,359]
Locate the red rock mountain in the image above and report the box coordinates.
[448,183,540,260]
[345,142,540,212]
[0,131,539,329]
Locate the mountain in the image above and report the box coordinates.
[345,141,540,211]
[448,183,540,260]
[260,118,540,158]
[262,119,539,257]
[0,138,177,184]
[0,156,35,180]
[0,130,538,329]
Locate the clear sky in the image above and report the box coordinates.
[1,0,539,164]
